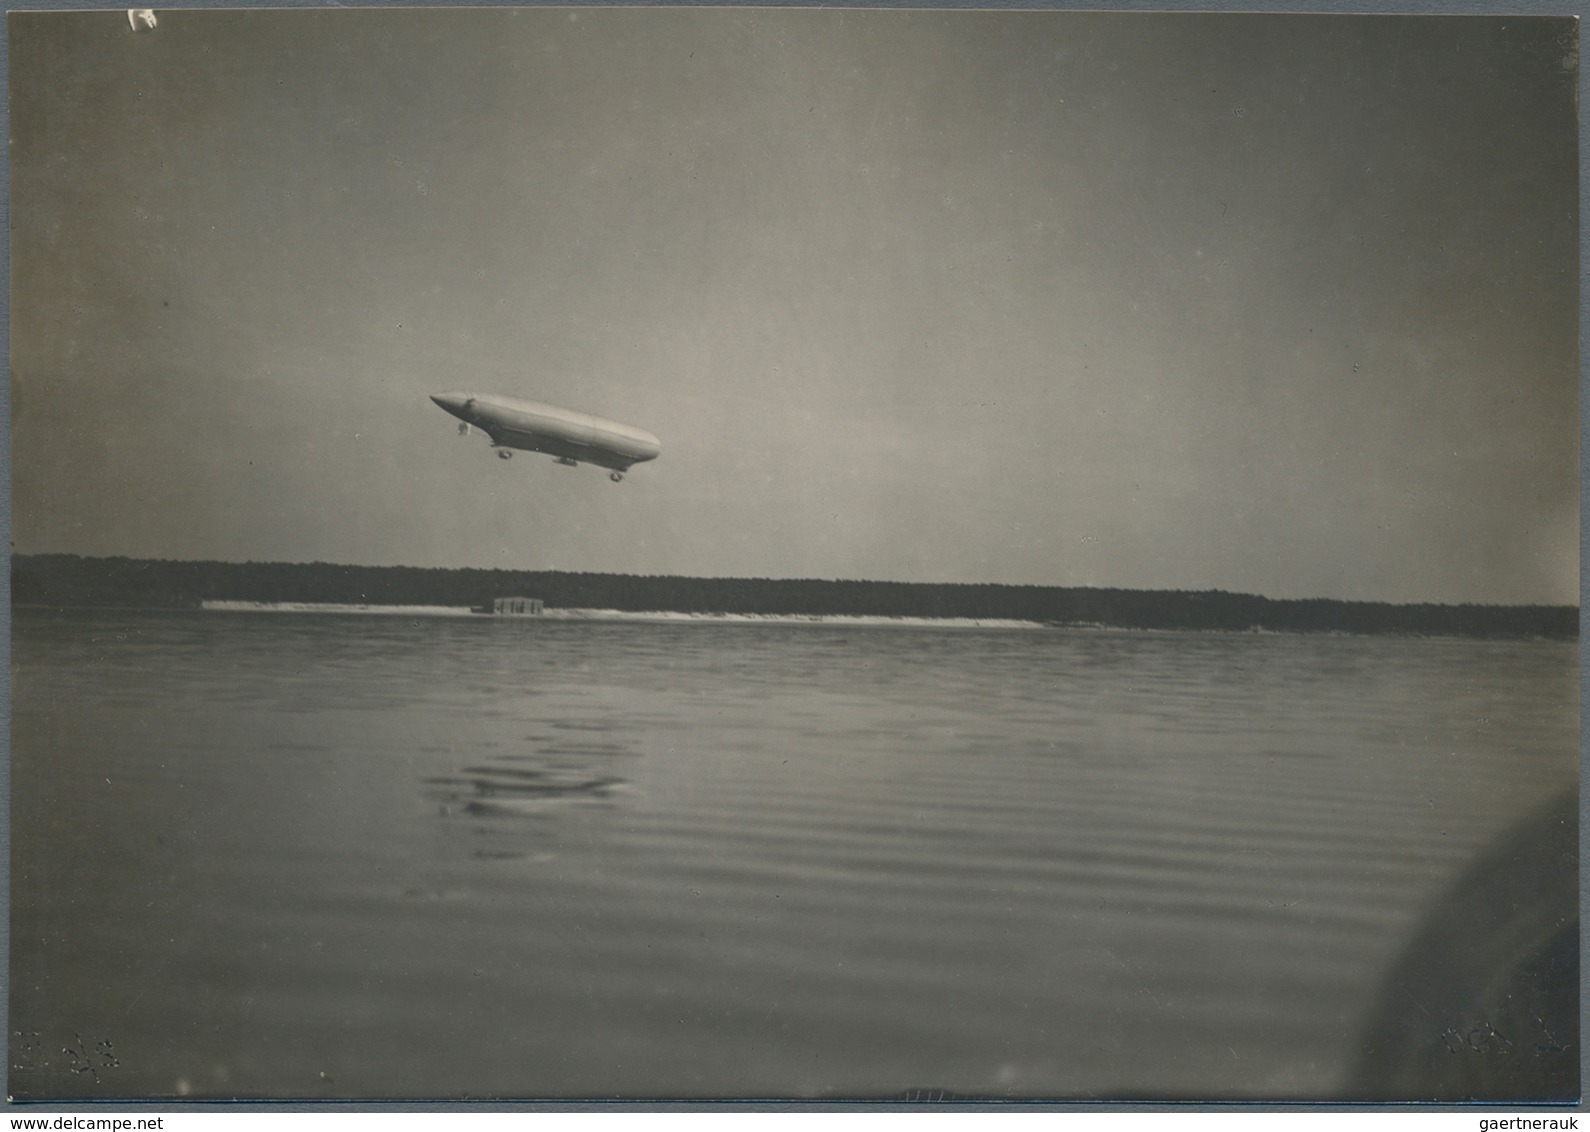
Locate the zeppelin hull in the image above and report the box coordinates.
[431,392,661,474]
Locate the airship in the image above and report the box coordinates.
[430,392,661,482]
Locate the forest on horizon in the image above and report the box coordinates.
[9,554,1578,639]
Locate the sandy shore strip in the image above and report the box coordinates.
[538,608,1048,629]
[200,601,1048,629]
[202,601,476,616]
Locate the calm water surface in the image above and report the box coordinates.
[9,610,1578,1099]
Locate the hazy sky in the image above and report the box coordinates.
[9,8,1579,603]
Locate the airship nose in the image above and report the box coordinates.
[431,393,468,416]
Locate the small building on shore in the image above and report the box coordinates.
[492,596,544,616]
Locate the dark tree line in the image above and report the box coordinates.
[10,554,1578,639]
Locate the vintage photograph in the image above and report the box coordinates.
[8,6,1579,1103]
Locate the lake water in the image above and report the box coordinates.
[8,610,1578,1100]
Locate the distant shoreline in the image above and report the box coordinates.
[11,555,1578,639]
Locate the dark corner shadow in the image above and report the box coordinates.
[1347,788,1579,1102]
[841,789,1579,1107]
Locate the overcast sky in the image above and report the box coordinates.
[9,8,1579,604]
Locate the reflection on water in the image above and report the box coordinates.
[422,726,635,860]
[8,610,1578,1100]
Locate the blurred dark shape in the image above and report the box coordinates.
[1352,789,1578,1101]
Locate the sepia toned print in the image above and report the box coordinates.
[8,8,1578,1103]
